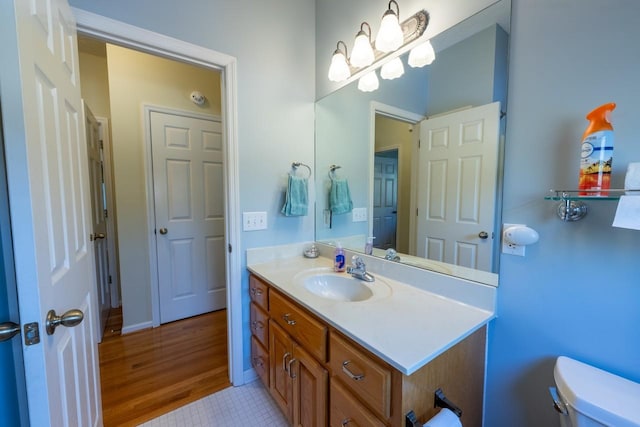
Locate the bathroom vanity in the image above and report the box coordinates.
[248,252,495,427]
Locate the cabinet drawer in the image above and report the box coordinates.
[330,379,386,427]
[329,332,392,420]
[270,290,327,362]
[251,336,269,388]
[250,302,269,347]
[249,275,269,310]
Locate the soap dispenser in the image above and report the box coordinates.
[334,243,346,272]
[364,236,375,255]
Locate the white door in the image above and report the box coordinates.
[85,103,110,341]
[416,102,500,271]
[373,153,398,249]
[150,110,226,324]
[0,0,102,426]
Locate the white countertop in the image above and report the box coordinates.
[248,255,495,376]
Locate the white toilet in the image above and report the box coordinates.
[551,356,640,427]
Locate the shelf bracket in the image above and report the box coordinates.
[557,196,588,221]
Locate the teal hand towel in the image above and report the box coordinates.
[281,175,308,216]
[329,178,353,214]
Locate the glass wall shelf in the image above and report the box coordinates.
[545,189,640,221]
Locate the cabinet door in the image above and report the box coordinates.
[269,320,294,423]
[292,344,328,427]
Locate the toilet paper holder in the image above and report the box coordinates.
[405,388,462,427]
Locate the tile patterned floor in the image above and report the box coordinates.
[138,380,288,427]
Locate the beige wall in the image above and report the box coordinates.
[105,44,221,329]
[78,48,111,118]
[374,115,414,254]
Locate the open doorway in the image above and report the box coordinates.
[77,12,244,422]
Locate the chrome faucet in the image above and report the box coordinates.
[346,256,375,282]
[384,248,401,261]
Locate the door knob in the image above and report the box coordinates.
[46,309,84,335]
[159,228,168,235]
[478,231,489,239]
[90,232,105,241]
[0,322,20,342]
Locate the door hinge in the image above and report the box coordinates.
[416,208,419,216]
[99,139,104,149]
[418,139,421,149]
[108,275,112,284]
[104,209,108,218]
[228,244,232,253]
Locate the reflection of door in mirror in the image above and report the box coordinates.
[416,102,500,272]
[374,115,415,254]
[373,151,398,250]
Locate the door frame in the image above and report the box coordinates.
[73,8,243,385]
[143,105,223,325]
[369,102,423,252]
[94,116,120,308]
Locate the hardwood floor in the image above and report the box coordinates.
[99,308,231,427]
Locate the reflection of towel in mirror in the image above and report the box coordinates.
[281,175,308,216]
[329,178,353,214]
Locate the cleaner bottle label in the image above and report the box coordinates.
[334,253,345,272]
[579,129,614,193]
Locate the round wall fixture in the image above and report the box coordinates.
[190,91,206,105]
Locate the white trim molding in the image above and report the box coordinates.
[73,7,244,386]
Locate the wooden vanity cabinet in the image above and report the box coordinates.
[249,275,270,389]
[269,320,328,426]
[248,274,486,427]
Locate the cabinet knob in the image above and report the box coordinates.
[341,419,352,426]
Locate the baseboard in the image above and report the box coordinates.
[121,320,153,335]
[243,368,258,384]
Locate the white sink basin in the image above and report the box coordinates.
[294,268,391,302]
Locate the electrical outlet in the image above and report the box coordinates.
[352,207,367,222]
[243,211,267,231]
[501,223,525,256]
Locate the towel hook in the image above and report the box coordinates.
[328,164,341,180]
[291,162,312,179]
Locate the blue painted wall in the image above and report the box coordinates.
[486,0,640,425]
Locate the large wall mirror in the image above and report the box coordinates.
[315,0,510,286]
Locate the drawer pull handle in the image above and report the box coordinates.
[341,418,352,426]
[283,313,297,326]
[342,360,365,381]
[288,358,297,379]
[283,352,292,373]
[250,288,263,296]
[251,320,264,331]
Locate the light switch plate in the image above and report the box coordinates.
[243,211,267,231]
[352,207,367,222]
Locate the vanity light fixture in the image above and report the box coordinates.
[380,57,404,80]
[327,3,430,90]
[351,22,375,68]
[408,40,436,67]
[375,0,404,53]
[358,71,379,92]
[328,41,351,82]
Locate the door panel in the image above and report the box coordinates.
[373,154,398,250]
[0,0,102,425]
[417,102,500,271]
[150,110,226,323]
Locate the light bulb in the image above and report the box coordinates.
[380,57,404,80]
[351,31,375,68]
[328,51,350,82]
[375,10,403,53]
[358,71,379,92]
[408,40,436,68]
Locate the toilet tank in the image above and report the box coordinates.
[554,356,640,427]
